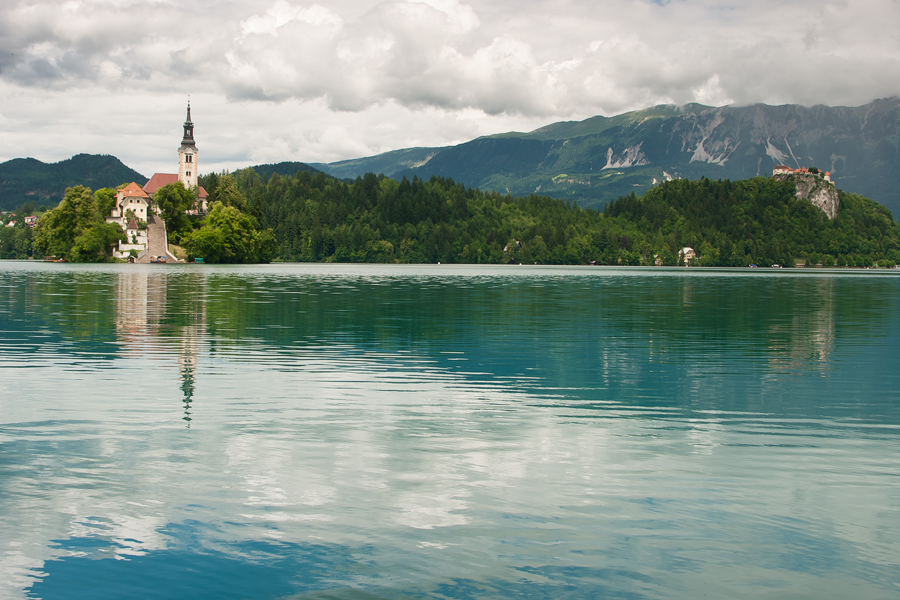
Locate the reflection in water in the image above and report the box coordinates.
[768,276,835,372]
[1,264,899,600]
[179,351,195,424]
[114,270,206,426]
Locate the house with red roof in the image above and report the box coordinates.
[109,182,152,223]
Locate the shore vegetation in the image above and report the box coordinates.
[14,171,900,266]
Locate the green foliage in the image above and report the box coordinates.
[152,181,195,240]
[71,222,126,262]
[204,172,248,212]
[182,203,275,264]
[33,185,124,261]
[18,170,900,268]
[94,187,118,218]
[215,167,900,267]
[603,178,900,266]
[0,223,34,259]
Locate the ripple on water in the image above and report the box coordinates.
[0,263,898,599]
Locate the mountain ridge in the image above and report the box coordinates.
[313,98,900,217]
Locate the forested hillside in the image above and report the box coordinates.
[11,166,897,265]
[202,168,900,267]
[0,154,147,211]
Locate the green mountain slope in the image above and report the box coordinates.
[245,161,325,179]
[0,154,147,211]
[310,147,444,181]
[314,98,900,217]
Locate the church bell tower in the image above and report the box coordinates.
[178,102,198,190]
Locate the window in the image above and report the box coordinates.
[186,154,192,163]
[186,171,191,177]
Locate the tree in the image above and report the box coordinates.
[0,225,33,259]
[71,223,126,262]
[183,226,227,263]
[94,188,118,218]
[34,186,97,258]
[33,185,123,262]
[212,174,247,212]
[182,203,275,263]
[152,182,195,239]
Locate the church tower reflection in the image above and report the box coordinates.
[114,269,208,426]
[177,309,203,426]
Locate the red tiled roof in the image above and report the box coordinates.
[143,173,179,195]
[127,217,139,230]
[143,174,209,198]
[120,182,150,198]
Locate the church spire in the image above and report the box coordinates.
[178,101,199,197]
[182,101,195,146]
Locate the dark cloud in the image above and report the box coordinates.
[1,0,898,166]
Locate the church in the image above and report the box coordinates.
[107,103,209,262]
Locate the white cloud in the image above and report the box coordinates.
[0,0,898,168]
[693,74,733,107]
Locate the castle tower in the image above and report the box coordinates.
[178,102,198,190]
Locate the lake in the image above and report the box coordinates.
[1,262,898,599]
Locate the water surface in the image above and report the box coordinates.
[1,263,898,599]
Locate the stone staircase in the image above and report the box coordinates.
[136,214,179,263]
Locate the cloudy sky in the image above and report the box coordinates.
[1,0,899,177]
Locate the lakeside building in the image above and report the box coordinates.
[106,104,209,262]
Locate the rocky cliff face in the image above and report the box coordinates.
[776,173,840,219]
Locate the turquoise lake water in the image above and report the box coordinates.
[0,262,898,599]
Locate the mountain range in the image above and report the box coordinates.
[3,98,899,217]
[312,97,900,217]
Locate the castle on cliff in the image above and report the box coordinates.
[773,165,833,183]
[772,165,839,220]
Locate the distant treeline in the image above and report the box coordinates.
[6,169,899,266]
[195,169,900,267]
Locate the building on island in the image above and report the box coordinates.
[109,182,151,223]
[106,103,209,262]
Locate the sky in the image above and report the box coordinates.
[1,0,899,178]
